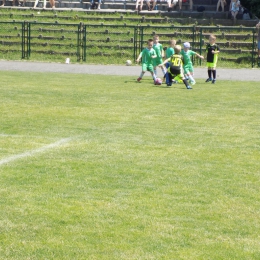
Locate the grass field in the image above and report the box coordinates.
[0,71,260,259]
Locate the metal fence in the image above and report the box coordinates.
[0,22,258,68]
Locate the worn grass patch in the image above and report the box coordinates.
[0,71,259,259]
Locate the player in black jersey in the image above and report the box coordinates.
[205,35,220,84]
[160,45,192,89]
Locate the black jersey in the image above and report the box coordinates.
[167,54,183,75]
[206,43,220,63]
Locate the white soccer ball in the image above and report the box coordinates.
[154,78,162,85]
[126,60,132,66]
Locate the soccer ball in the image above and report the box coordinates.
[154,78,162,85]
[126,60,132,66]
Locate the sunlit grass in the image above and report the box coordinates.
[0,71,259,259]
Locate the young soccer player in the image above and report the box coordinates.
[160,45,192,89]
[136,39,157,82]
[152,35,167,78]
[180,42,204,85]
[205,34,220,84]
[165,39,176,59]
[162,39,176,82]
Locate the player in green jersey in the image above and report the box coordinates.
[153,35,167,78]
[180,42,204,85]
[136,39,157,82]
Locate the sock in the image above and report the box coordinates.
[183,79,189,88]
[152,74,156,81]
[208,69,212,79]
[188,74,195,82]
[161,67,166,76]
[139,72,145,78]
[154,69,157,77]
[212,70,216,79]
[165,72,171,85]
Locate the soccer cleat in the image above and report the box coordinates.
[205,78,212,82]
[212,79,216,84]
[186,85,192,89]
[137,77,142,82]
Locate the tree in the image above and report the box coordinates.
[241,0,260,19]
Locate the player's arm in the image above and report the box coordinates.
[195,52,204,59]
[161,46,165,58]
[136,52,142,62]
[159,57,170,66]
[212,46,220,54]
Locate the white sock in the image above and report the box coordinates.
[161,67,166,75]
[139,72,145,78]
[189,75,195,82]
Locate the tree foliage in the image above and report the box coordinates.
[241,0,260,19]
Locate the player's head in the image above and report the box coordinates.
[153,35,159,44]
[174,45,181,54]
[183,42,190,51]
[169,39,176,47]
[147,39,153,49]
[209,34,216,44]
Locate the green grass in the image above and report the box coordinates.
[0,71,260,259]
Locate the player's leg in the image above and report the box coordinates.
[206,63,213,82]
[160,61,167,76]
[211,66,217,84]
[148,64,157,81]
[163,62,170,83]
[187,65,195,85]
[211,55,218,83]
[180,67,192,89]
[166,72,173,86]
[137,63,147,81]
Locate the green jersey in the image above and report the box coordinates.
[153,43,163,59]
[166,47,175,59]
[140,48,156,64]
[180,49,196,65]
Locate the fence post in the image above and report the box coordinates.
[21,22,25,59]
[27,22,31,59]
[21,21,30,59]
[83,24,87,62]
[134,25,143,61]
[77,23,82,62]
[252,28,256,68]
[199,27,203,66]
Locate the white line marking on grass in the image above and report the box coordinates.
[0,138,71,166]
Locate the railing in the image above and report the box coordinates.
[0,22,258,67]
